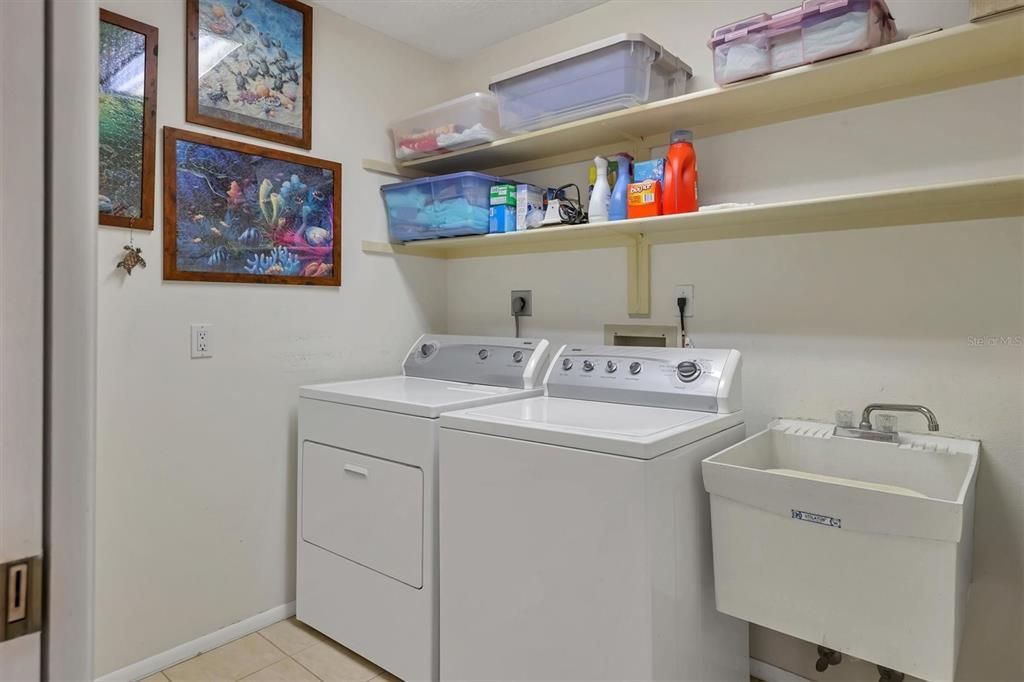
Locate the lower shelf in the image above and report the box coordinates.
[362,175,1024,259]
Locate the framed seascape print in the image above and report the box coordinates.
[163,127,341,286]
[186,0,312,149]
[99,10,158,229]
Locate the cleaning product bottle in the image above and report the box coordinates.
[588,156,611,223]
[663,129,698,215]
[608,153,633,221]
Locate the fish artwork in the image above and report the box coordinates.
[167,129,339,285]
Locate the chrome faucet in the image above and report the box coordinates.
[860,404,939,432]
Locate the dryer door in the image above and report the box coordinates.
[301,442,423,588]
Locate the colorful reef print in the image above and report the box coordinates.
[196,0,305,139]
[99,20,146,218]
[173,138,336,281]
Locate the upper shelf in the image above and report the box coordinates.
[362,175,1024,259]
[398,14,1024,174]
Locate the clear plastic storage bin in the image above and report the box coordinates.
[389,93,505,161]
[710,14,773,86]
[489,34,692,133]
[801,0,896,63]
[710,0,895,85]
[381,172,508,242]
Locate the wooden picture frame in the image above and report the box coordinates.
[98,10,158,229]
[185,0,312,149]
[163,127,341,286]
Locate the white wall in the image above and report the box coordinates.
[93,3,450,676]
[444,1,1024,680]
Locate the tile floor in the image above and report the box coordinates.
[144,618,399,682]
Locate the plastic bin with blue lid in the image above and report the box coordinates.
[382,171,510,242]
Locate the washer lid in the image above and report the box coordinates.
[440,396,743,459]
[300,376,540,419]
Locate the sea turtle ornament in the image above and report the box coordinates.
[117,244,147,275]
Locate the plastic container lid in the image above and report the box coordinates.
[380,171,505,192]
[490,33,692,86]
[389,92,496,128]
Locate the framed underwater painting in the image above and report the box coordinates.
[99,10,158,229]
[162,127,341,286]
[186,0,312,148]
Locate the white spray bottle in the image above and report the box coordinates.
[588,155,610,224]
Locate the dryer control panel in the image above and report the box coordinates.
[545,345,741,413]
[403,335,551,389]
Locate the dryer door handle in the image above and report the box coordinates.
[343,464,369,477]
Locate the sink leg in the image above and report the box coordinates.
[815,645,843,672]
[878,665,905,682]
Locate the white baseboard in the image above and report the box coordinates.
[751,657,814,682]
[95,602,295,682]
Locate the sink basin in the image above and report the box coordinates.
[702,418,979,682]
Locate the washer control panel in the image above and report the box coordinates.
[404,335,551,389]
[545,345,742,413]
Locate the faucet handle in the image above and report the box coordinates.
[835,410,855,428]
[877,414,898,433]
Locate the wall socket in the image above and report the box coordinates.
[511,290,532,317]
[190,324,213,358]
[673,285,694,317]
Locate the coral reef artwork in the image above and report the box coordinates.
[163,127,341,286]
[189,0,311,147]
[99,11,157,228]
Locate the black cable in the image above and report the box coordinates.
[554,183,587,225]
[677,296,687,345]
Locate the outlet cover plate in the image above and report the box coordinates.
[673,285,694,318]
[511,290,532,317]
[191,323,213,359]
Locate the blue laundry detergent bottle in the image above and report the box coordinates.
[609,153,633,221]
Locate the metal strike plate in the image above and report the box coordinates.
[0,556,43,642]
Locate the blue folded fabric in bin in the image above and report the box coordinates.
[417,198,489,229]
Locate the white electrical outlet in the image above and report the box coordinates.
[191,324,213,358]
[673,285,694,318]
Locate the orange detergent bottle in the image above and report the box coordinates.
[662,129,698,214]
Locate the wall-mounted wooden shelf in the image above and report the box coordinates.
[370,13,1023,176]
[363,175,1024,314]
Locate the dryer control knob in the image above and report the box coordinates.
[512,350,524,363]
[629,361,642,375]
[605,360,618,373]
[676,360,701,382]
[582,360,595,372]
[561,358,573,371]
[478,349,489,360]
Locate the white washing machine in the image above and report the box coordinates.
[439,345,749,682]
[297,334,551,682]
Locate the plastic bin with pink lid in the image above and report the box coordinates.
[709,0,896,86]
[389,93,506,161]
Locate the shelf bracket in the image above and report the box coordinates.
[626,234,651,318]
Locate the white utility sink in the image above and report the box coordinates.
[702,418,979,682]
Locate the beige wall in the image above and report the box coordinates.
[443,1,1024,681]
[92,3,449,676]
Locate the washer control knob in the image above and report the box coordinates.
[420,343,436,358]
[629,361,642,375]
[478,348,489,360]
[561,358,573,371]
[605,360,618,373]
[512,350,524,363]
[676,360,701,382]
[582,360,595,372]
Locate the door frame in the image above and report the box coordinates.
[46,0,98,678]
